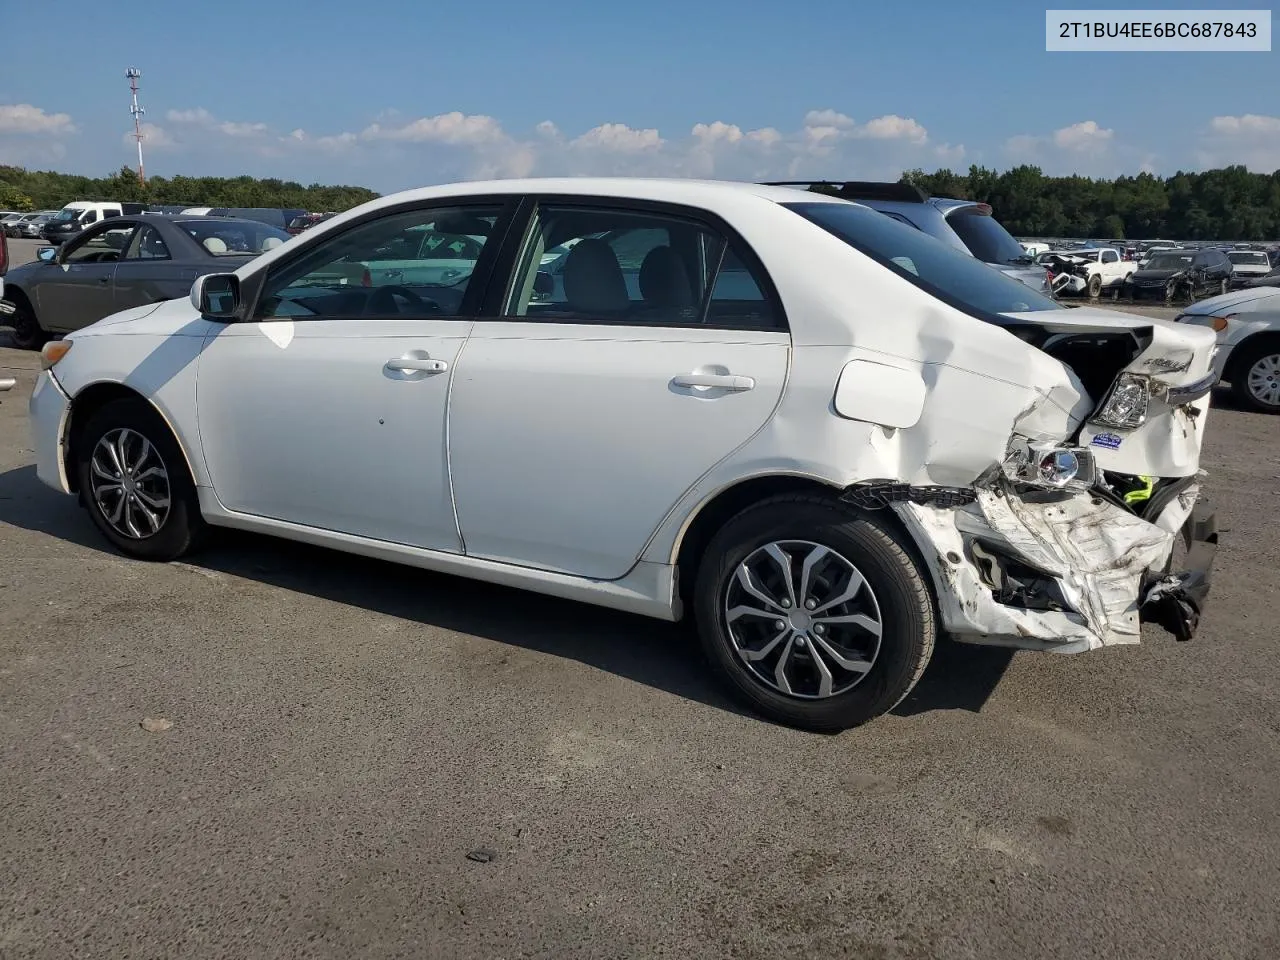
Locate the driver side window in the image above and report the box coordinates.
[255,204,504,321]
[62,223,139,264]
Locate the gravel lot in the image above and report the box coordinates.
[1,292,1277,959]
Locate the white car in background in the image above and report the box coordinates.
[28,178,1220,731]
[1175,284,1280,413]
[1226,249,1272,288]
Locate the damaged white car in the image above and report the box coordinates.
[27,178,1220,731]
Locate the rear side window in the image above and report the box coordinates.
[945,207,1028,266]
[504,203,785,331]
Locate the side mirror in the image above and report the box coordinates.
[533,270,554,297]
[36,246,57,263]
[191,273,242,319]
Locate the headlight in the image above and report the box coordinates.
[1090,373,1150,429]
[1002,439,1097,489]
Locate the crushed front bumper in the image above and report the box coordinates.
[889,478,1217,653]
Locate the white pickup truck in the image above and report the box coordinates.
[1038,246,1137,298]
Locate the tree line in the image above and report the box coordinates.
[0,165,379,215]
[902,164,1280,241]
[3,161,1279,241]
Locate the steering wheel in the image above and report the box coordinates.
[364,284,441,316]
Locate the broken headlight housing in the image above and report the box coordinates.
[1002,439,1097,490]
[1090,373,1150,429]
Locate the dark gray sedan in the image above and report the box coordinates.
[1,214,291,349]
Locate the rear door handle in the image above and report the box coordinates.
[385,357,448,374]
[671,373,755,392]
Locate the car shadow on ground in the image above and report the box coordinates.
[0,463,1012,723]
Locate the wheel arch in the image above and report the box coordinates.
[63,381,200,495]
[671,473,928,615]
[1223,329,1280,384]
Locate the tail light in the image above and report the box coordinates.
[361,267,372,287]
[0,230,8,276]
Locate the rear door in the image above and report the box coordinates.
[447,197,791,579]
[112,223,194,311]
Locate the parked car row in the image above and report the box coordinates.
[19,176,1221,731]
[3,201,338,245]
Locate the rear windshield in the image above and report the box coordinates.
[179,219,291,255]
[944,207,1030,266]
[1228,251,1269,265]
[1147,253,1195,270]
[784,200,1062,320]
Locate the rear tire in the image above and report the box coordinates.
[7,299,50,351]
[74,398,207,559]
[1230,339,1280,415]
[693,495,936,732]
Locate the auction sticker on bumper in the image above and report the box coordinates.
[1091,432,1123,450]
[1046,10,1271,51]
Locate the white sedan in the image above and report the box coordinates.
[28,178,1221,731]
[1174,284,1280,413]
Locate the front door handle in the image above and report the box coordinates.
[671,373,755,392]
[385,356,448,374]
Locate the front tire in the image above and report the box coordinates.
[693,495,936,732]
[74,398,206,559]
[1231,339,1280,414]
[1087,274,1102,299]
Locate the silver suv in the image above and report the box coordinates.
[766,181,1052,295]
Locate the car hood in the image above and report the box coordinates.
[1130,268,1183,281]
[73,296,188,334]
[1176,285,1280,316]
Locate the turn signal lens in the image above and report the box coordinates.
[1210,315,1232,332]
[39,340,72,370]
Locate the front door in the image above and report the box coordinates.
[448,199,791,580]
[112,222,194,311]
[194,200,514,552]
[36,221,138,332]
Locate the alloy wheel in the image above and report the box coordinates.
[1246,353,1280,408]
[89,427,172,539]
[723,540,883,699]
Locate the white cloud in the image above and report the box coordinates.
[1198,114,1280,171]
[166,107,215,125]
[570,123,664,152]
[858,115,928,144]
[360,111,506,145]
[0,103,76,135]
[121,122,177,150]
[124,106,947,185]
[1052,120,1114,152]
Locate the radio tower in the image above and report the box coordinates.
[126,67,146,186]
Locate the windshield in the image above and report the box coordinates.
[1228,251,1269,265]
[784,200,1062,320]
[944,207,1030,265]
[54,208,86,221]
[179,219,291,255]
[1146,253,1195,270]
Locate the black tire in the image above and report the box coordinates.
[7,298,50,351]
[1229,338,1280,415]
[1087,274,1102,299]
[693,495,936,732]
[74,397,207,559]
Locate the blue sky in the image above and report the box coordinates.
[1,0,1276,191]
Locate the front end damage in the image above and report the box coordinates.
[848,312,1222,653]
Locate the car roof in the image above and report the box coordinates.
[357,177,850,210]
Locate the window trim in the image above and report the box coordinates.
[475,194,789,333]
[234,195,524,324]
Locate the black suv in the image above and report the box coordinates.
[1124,247,1234,301]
